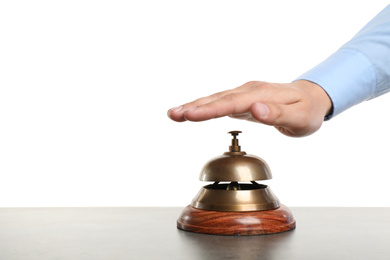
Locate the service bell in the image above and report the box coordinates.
[177,131,296,236]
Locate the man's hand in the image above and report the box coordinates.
[167,80,332,137]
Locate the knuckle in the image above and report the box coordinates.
[244,81,259,86]
[236,81,264,91]
[244,81,264,87]
[253,82,273,92]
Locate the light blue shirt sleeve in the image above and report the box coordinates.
[296,5,390,120]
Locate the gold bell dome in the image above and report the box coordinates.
[191,131,280,212]
[199,131,272,182]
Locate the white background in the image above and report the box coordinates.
[1,0,389,207]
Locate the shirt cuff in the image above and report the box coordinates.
[295,48,376,120]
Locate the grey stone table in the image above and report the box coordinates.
[0,207,390,259]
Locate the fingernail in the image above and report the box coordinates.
[171,106,183,112]
[185,106,198,113]
[256,103,269,118]
[167,106,182,118]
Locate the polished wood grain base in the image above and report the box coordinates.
[177,204,295,236]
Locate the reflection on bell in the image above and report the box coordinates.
[177,131,296,236]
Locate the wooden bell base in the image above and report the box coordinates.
[177,204,295,236]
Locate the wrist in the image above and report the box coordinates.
[292,80,333,119]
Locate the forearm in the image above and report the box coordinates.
[296,5,390,119]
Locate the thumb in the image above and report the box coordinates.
[250,101,321,137]
[250,102,292,127]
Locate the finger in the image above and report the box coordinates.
[183,91,255,121]
[229,113,262,124]
[167,92,227,122]
[167,106,186,122]
[168,90,245,122]
[167,81,260,122]
[228,112,253,121]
